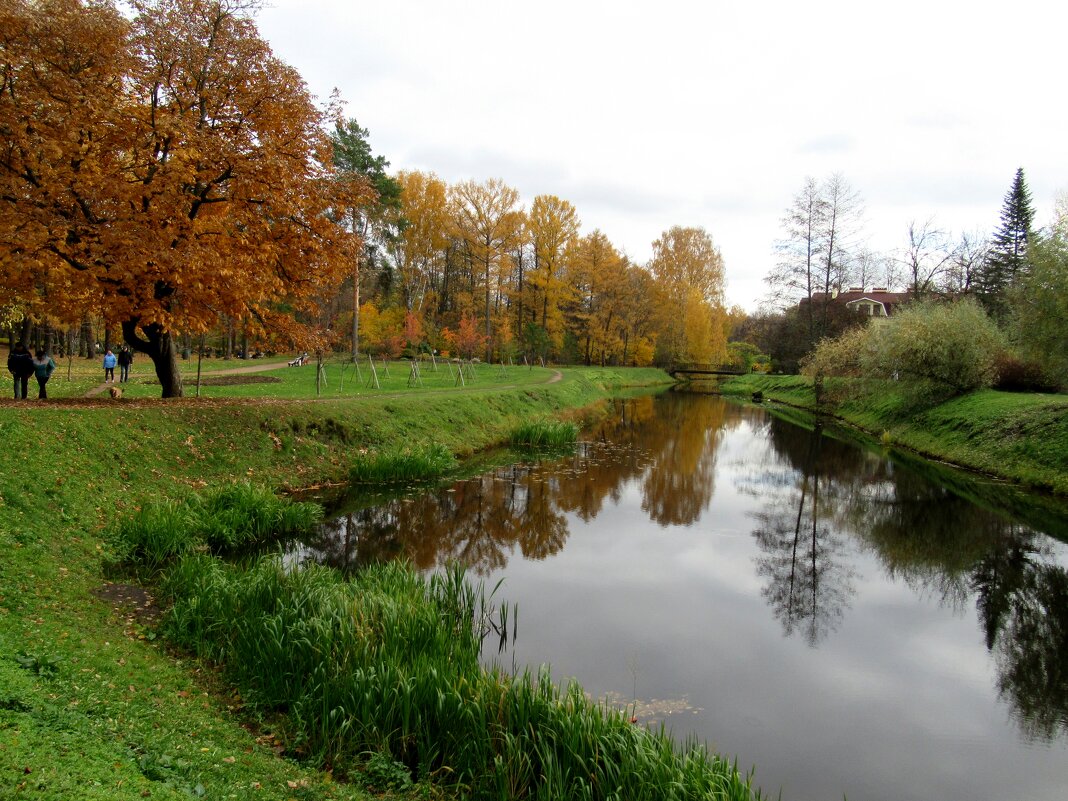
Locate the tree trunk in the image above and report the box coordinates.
[81,319,93,358]
[122,320,183,398]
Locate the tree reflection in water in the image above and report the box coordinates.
[745,418,860,645]
[748,411,1068,741]
[296,392,1068,743]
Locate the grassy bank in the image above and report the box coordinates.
[1,367,760,801]
[105,490,756,800]
[721,374,1068,495]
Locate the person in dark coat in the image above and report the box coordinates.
[7,342,34,399]
[32,349,56,399]
[117,345,134,383]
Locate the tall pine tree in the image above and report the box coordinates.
[980,167,1035,318]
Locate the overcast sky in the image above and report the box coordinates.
[257,0,1067,311]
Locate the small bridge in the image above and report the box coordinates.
[668,363,744,378]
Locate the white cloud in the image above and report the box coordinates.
[258,0,1068,309]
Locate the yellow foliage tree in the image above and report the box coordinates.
[450,178,523,360]
[527,194,580,347]
[648,226,727,364]
[392,170,450,313]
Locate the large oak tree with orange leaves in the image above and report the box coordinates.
[0,0,361,396]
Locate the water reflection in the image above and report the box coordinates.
[296,393,1068,747]
[299,394,744,574]
[751,413,1068,741]
[745,421,859,645]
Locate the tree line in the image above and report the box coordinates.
[0,0,731,397]
[747,168,1067,386]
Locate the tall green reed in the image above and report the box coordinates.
[349,443,457,484]
[509,420,579,448]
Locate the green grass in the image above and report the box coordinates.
[349,443,458,484]
[722,373,1068,494]
[509,420,579,448]
[0,365,677,800]
[109,360,557,400]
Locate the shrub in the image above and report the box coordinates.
[993,351,1062,393]
[878,298,1004,393]
[803,298,1005,400]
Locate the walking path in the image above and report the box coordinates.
[84,361,563,397]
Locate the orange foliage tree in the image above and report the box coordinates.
[0,0,359,396]
[442,313,486,360]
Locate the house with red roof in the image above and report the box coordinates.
[804,287,911,318]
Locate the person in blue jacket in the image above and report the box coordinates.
[103,349,117,382]
[32,349,56,399]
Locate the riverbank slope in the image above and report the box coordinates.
[719,374,1068,495]
[0,367,679,800]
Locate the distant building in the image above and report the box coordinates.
[803,287,911,318]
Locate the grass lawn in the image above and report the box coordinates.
[0,364,680,800]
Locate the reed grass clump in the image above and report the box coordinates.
[198,482,322,550]
[108,482,322,576]
[509,420,579,448]
[108,497,201,575]
[349,443,457,484]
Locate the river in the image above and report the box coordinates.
[293,391,1068,801]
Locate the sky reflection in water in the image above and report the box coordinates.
[295,392,1068,801]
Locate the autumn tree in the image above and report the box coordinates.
[443,312,486,360]
[767,176,824,316]
[648,226,727,364]
[567,230,627,365]
[390,170,450,313]
[0,0,358,396]
[527,194,580,346]
[900,218,955,297]
[450,178,523,360]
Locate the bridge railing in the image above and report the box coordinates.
[669,363,745,375]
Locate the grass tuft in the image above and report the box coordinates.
[349,443,457,484]
[509,420,579,448]
[107,483,322,577]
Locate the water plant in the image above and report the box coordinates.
[107,482,323,576]
[349,443,457,484]
[509,420,579,448]
[198,482,322,550]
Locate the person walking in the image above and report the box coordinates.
[117,345,133,383]
[102,349,117,382]
[7,342,34,399]
[32,349,56,399]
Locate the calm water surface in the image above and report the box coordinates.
[295,392,1068,801]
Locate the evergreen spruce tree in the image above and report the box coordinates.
[980,167,1035,318]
